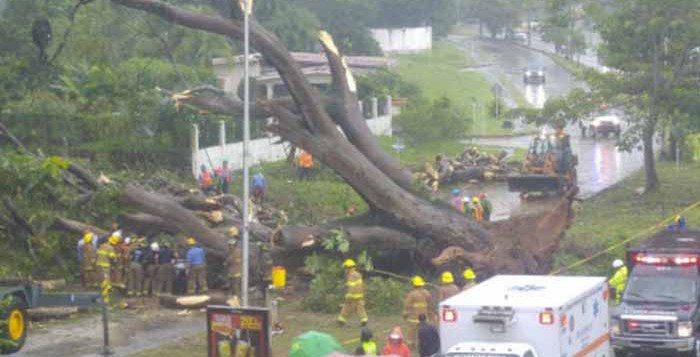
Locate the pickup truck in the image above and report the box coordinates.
[0,280,101,354]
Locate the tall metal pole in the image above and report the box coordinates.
[241,2,251,307]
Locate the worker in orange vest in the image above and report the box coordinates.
[198,165,214,195]
[297,150,314,181]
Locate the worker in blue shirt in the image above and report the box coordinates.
[186,237,208,295]
[252,171,268,204]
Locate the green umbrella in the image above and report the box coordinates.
[288,331,345,357]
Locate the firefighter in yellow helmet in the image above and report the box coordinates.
[403,276,432,347]
[437,271,460,302]
[96,234,120,289]
[223,227,242,297]
[462,268,477,291]
[337,259,368,326]
[81,232,99,288]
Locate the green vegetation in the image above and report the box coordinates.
[395,41,513,136]
[556,162,700,277]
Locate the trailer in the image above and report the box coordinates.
[0,279,102,354]
[439,275,610,357]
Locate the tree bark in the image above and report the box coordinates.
[642,125,659,193]
[53,217,110,238]
[122,184,228,256]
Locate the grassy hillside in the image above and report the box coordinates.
[395,41,509,135]
[556,162,700,276]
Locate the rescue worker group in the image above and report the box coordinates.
[337,258,477,347]
[79,226,244,300]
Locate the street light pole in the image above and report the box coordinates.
[241,0,251,307]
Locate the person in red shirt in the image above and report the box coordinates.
[382,326,411,357]
[215,160,233,194]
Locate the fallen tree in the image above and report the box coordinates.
[96,0,578,274]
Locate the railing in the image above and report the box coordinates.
[191,96,394,175]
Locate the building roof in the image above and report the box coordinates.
[212,52,397,69]
[290,52,397,68]
[441,275,606,309]
[256,66,331,82]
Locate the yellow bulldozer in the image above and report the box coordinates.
[507,130,578,195]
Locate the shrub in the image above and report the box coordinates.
[399,96,469,144]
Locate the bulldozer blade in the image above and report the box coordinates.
[507,174,562,193]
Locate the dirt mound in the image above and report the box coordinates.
[433,188,578,276]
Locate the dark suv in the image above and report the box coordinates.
[611,230,700,357]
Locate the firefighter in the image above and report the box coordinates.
[404,276,432,347]
[81,232,99,288]
[609,259,628,304]
[462,268,477,290]
[223,227,242,297]
[127,240,146,296]
[337,259,368,326]
[186,237,208,295]
[437,271,460,302]
[113,236,130,291]
[154,242,175,296]
[96,234,120,290]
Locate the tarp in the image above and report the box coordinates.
[288,331,344,357]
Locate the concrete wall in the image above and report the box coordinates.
[370,27,432,53]
[192,96,393,175]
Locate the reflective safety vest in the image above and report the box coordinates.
[299,152,313,168]
[199,171,213,188]
[345,269,364,299]
[362,341,378,355]
[609,265,628,292]
[96,243,117,268]
[472,204,483,222]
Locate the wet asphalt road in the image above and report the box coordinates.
[450,36,644,220]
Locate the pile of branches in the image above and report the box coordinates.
[416,148,522,191]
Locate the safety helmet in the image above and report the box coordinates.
[150,242,160,252]
[472,197,480,203]
[109,235,120,245]
[83,232,93,244]
[343,259,356,268]
[228,226,240,237]
[228,239,238,246]
[186,237,196,246]
[124,237,131,245]
[463,268,476,280]
[412,275,426,287]
[675,215,682,222]
[451,188,461,196]
[612,259,624,269]
[441,271,454,284]
[112,230,122,239]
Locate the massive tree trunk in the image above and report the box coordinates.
[109,0,491,253]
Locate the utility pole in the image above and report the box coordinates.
[241,0,252,307]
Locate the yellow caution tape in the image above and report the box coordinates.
[549,201,700,275]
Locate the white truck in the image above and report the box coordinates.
[439,275,610,357]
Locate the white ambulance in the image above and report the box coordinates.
[439,275,610,357]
